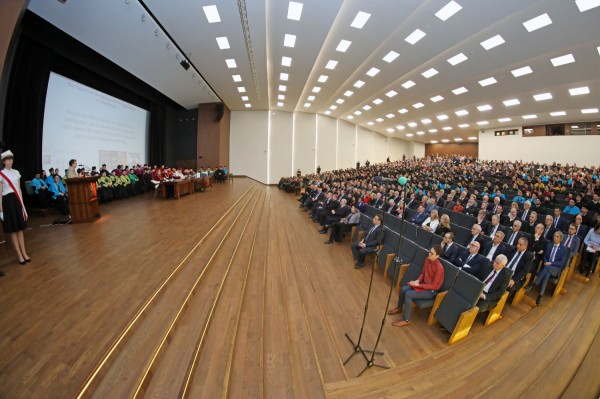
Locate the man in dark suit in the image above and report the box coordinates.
[409,205,428,226]
[485,215,502,237]
[320,198,350,233]
[464,224,486,253]
[561,223,581,266]
[475,209,490,234]
[351,214,383,268]
[483,231,511,261]
[579,205,596,227]
[453,241,488,276]
[573,214,589,240]
[382,199,398,215]
[475,254,511,313]
[504,237,534,293]
[440,232,459,263]
[521,211,538,234]
[504,220,525,246]
[542,215,557,240]
[463,198,478,216]
[371,192,385,209]
[518,201,533,222]
[528,231,568,305]
[552,207,568,232]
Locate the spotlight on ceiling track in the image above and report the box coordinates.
[180,60,190,70]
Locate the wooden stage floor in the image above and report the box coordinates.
[0,178,598,398]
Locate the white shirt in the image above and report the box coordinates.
[0,168,21,196]
[482,270,501,294]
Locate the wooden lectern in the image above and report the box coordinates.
[66,176,101,223]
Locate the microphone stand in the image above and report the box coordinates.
[354,182,408,377]
[343,208,387,373]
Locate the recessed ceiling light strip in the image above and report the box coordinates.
[237,0,261,98]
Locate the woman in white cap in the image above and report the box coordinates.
[0,150,30,265]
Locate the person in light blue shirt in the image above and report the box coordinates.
[562,199,580,215]
[48,175,70,215]
[512,190,526,204]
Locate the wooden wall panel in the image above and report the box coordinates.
[425,143,478,158]
[197,103,230,170]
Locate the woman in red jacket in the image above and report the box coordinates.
[388,245,445,327]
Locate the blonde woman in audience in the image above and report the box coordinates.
[421,209,439,232]
[435,213,452,236]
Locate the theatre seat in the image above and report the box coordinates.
[433,270,485,345]
[413,259,459,326]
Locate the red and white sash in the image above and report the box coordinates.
[0,170,28,219]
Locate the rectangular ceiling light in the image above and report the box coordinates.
[436,114,449,120]
[522,114,537,119]
[398,108,408,114]
[237,86,246,93]
[406,133,414,137]
[312,86,321,93]
[454,138,463,141]
[498,117,512,122]
[318,75,328,83]
[387,128,395,133]
[569,86,590,95]
[386,90,398,97]
[503,98,520,106]
[225,59,237,68]
[278,94,285,100]
[430,140,438,143]
[383,51,400,63]
[402,80,416,89]
[216,37,230,49]
[351,11,371,29]
[336,98,345,104]
[422,68,439,78]
[366,67,380,77]
[551,54,575,66]
[442,127,452,131]
[452,87,468,95]
[307,95,315,101]
[581,108,599,113]
[304,103,311,108]
[455,109,469,116]
[279,85,287,92]
[480,34,505,50]
[413,102,424,109]
[477,104,492,111]
[511,66,533,77]
[396,125,405,130]
[405,29,426,45]
[203,5,221,23]
[280,73,289,81]
[416,131,425,135]
[232,75,242,82]
[324,110,330,115]
[281,56,292,67]
[550,111,566,116]
[354,80,365,88]
[354,110,362,115]
[576,0,600,12]
[325,60,338,69]
[362,105,372,110]
[241,96,249,101]
[344,90,354,97]
[479,77,497,86]
[245,104,252,108]
[284,34,296,47]
[376,117,384,122]
[421,118,432,124]
[367,121,374,126]
[441,139,450,142]
[431,95,444,102]
[408,122,418,127]
[435,1,463,21]
[373,98,383,105]
[447,53,468,65]
[386,113,395,118]
[336,40,352,52]
[287,2,303,20]
[468,137,478,140]
[429,129,438,133]
[523,13,552,32]
[458,124,469,128]
[329,105,337,110]
[277,102,283,107]
[477,121,489,125]
[533,92,552,101]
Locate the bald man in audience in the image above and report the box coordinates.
[475,254,511,313]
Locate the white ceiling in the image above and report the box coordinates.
[27,0,600,143]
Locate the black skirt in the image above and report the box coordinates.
[2,192,27,233]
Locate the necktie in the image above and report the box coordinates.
[465,254,474,265]
[522,211,527,221]
[565,236,572,248]
[550,245,558,262]
[554,219,558,228]
[484,271,497,285]
[365,226,376,241]
[507,252,522,271]
[509,233,516,245]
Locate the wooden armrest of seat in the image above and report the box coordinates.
[511,273,531,306]
[448,307,479,345]
[383,253,397,280]
[395,263,409,292]
[427,291,447,326]
[485,291,509,326]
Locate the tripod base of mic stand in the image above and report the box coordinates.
[343,332,388,376]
